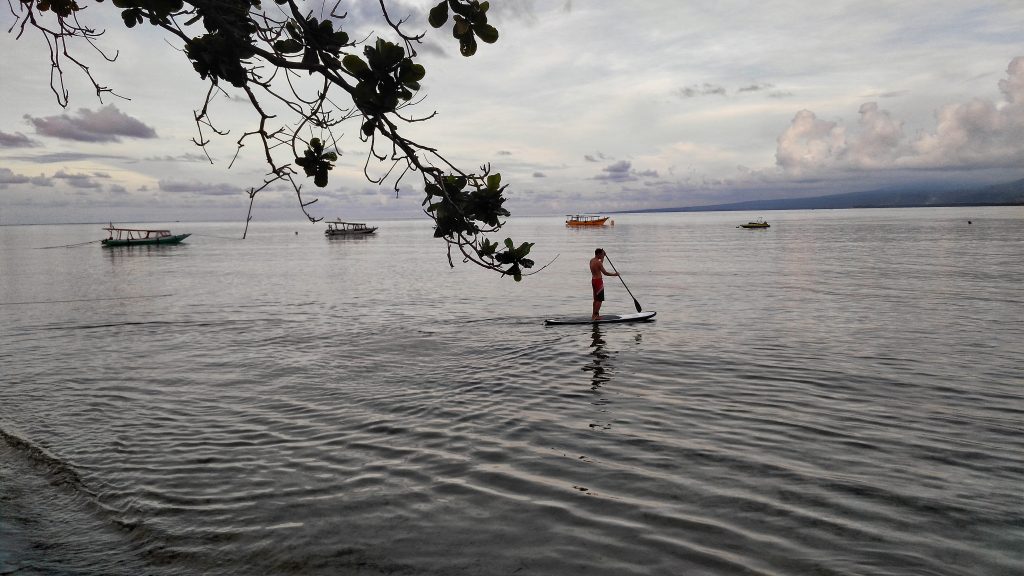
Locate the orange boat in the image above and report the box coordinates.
[566,214,611,227]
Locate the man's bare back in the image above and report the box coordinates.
[590,248,618,319]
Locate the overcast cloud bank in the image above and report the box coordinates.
[2,2,1023,223]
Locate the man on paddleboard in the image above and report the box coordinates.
[590,248,619,320]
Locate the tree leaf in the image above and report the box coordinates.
[302,48,319,68]
[459,35,477,57]
[314,166,328,187]
[342,55,370,76]
[274,39,303,54]
[428,1,449,28]
[474,24,498,44]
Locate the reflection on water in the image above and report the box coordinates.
[583,324,612,391]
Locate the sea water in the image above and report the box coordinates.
[1,208,1022,575]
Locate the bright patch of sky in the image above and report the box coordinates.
[1,0,1023,224]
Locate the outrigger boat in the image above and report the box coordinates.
[566,214,611,227]
[101,224,190,246]
[324,220,377,237]
[738,218,770,229]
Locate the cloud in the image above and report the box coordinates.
[678,82,786,99]
[776,110,845,175]
[908,57,1024,168]
[1000,57,1024,103]
[532,171,546,178]
[0,167,30,187]
[863,90,909,99]
[0,131,38,148]
[594,160,660,183]
[8,152,127,163]
[159,179,242,196]
[738,83,775,93]
[776,56,1024,175]
[848,103,905,168]
[677,83,727,98]
[145,153,213,163]
[25,105,158,143]
[53,169,103,189]
[30,174,53,186]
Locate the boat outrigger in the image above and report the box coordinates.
[566,214,611,227]
[738,218,770,229]
[324,220,377,237]
[101,224,191,246]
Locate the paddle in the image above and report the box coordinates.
[603,254,642,313]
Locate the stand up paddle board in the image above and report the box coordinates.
[544,311,656,326]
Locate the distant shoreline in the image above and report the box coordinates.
[617,178,1024,214]
[619,201,1024,214]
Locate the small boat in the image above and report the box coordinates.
[324,220,377,237]
[101,224,190,246]
[566,214,611,227]
[738,218,770,229]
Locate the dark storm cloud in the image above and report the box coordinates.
[25,105,157,143]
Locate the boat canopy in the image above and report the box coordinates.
[103,225,175,240]
[326,220,372,230]
[565,214,610,226]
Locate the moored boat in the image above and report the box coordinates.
[325,220,377,236]
[566,214,611,227]
[101,224,190,246]
[739,218,770,229]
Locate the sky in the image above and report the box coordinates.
[2,0,1023,224]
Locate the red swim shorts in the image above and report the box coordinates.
[592,277,604,301]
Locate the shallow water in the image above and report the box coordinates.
[1,208,1022,575]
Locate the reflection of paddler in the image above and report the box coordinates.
[589,248,619,321]
[586,324,611,390]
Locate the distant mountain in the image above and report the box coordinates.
[628,179,1024,213]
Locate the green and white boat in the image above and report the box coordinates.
[101,224,191,247]
[324,220,377,237]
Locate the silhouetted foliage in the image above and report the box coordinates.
[9,0,534,278]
